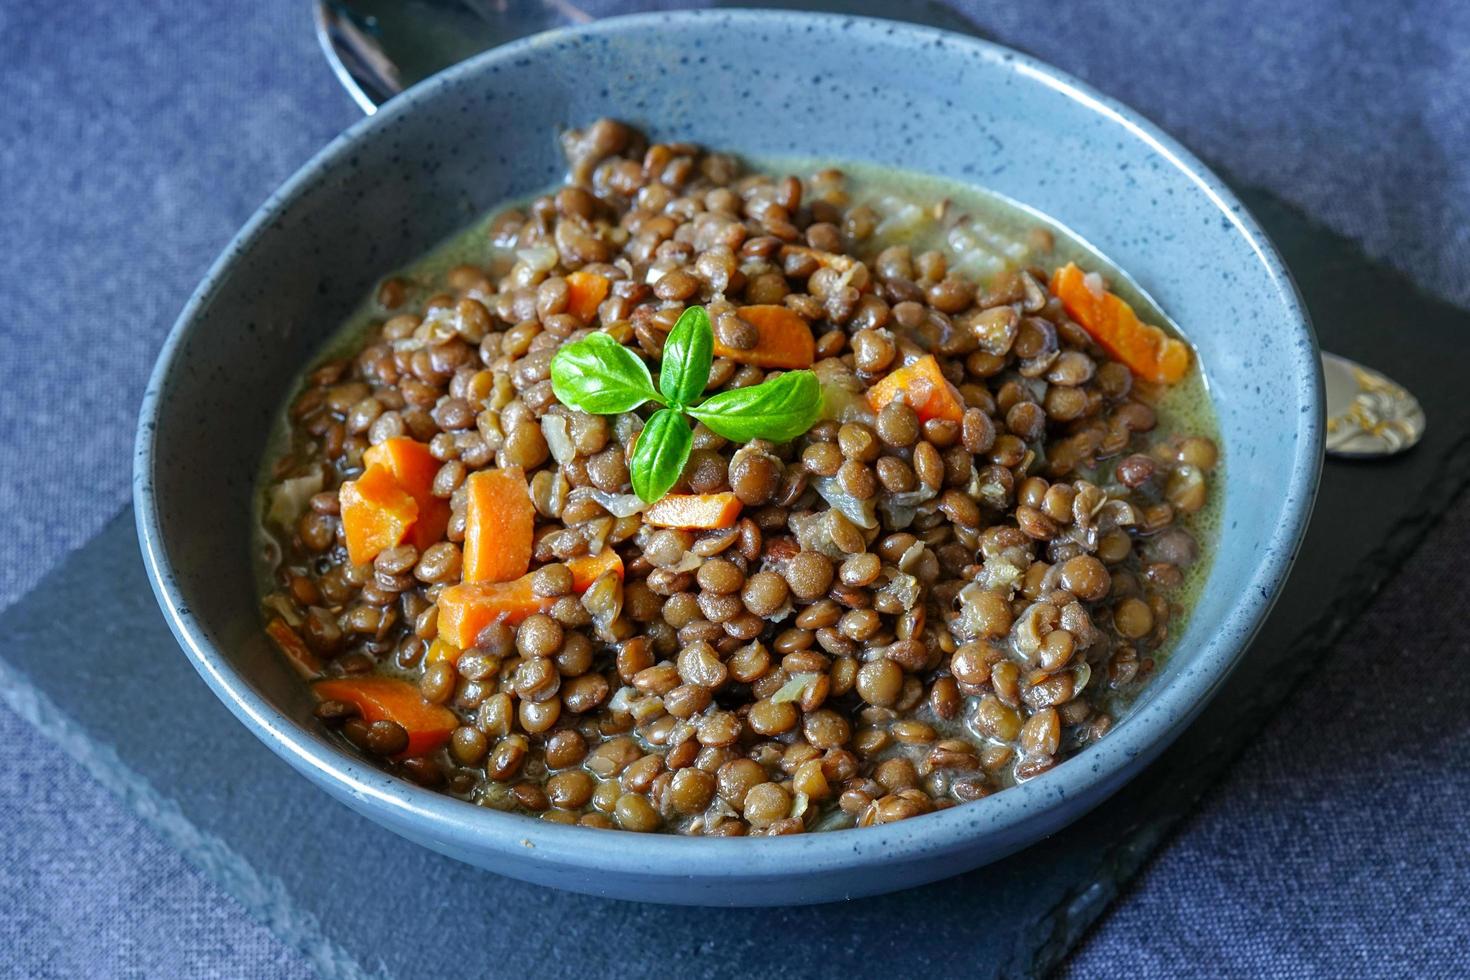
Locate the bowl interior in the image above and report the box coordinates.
[137,10,1319,875]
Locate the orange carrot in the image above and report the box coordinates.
[424,637,460,666]
[644,492,744,530]
[436,549,624,648]
[462,468,534,583]
[339,463,418,565]
[565,549,624,591]
[265,618,324,679]
[866,354,966,422]
[362,437,450,550]
[565,270,611,322]
[312,676,459,757]
[1049,263,1190,384]
[712,305,816,369]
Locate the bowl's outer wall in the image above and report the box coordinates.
[138,12,1320,905]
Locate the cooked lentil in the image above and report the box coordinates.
[256,121,1220,836]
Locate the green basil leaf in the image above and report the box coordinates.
[630,408,694,503]
[688,370,823,443]
[658,305,713,408]
[550,333,661,415]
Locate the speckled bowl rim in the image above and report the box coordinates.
[135,10,1322,886]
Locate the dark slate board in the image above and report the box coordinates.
[2,187,1468,980]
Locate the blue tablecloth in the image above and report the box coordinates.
[2,1,1466,976]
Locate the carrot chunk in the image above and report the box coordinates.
[644,492,744,530]
[1048,263,1191,385]
[424,637,460,666]
[462,468,534,583]
[566,548,624,591]
[362,437,450,550]
[339,463,418,565]
[265,618,324,679]
[436,549,624,648]
[565,270,611,322]
[866,354,966,422]
[312,676,459,757]
[712,305,816,369]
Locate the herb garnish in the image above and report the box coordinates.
[550,306,822,503]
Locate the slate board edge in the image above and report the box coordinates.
[0,641,381,980]
[1026,418,1470,969]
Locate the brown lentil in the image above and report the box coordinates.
[260,121,1217,836]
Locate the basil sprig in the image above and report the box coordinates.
[629,408,693,503]
[688,370,822,443]
[550,305,823,503]
[548,332,662,414]
[658,305,715,408]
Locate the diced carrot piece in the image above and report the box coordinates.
[462,468,534,584]
[436,549,624,648]
[565,270,611,322]
[712,305,816,369]
[1049,263,1191,385]
[339,463,418,565]
[566,548,624,590]
[644,492,744,530]
[265,618,324,679]
[425,637,460,666]
[312,676,459,757]
[866,354,966,422]
[363,437,450,550]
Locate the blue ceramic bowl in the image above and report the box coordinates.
[135,10,1321,905]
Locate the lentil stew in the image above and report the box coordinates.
[256,120,1220,836]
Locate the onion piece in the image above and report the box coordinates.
[612,413,643,446]
[515,244,559,273]
[952,582,989,640]
[541,415,576,465]
[968,467,1010,511]
[421,308,460,344]
[791,792,810,821]
[814,358,875,425]
[897,540,927,574]
[759,596,795,623]
[790,512,845,560]
[261,594,302,627]
[585,516,614,556]
[975,558,1024,594]
[873,195,927,238]
[772,672,820,704]
[876,569,922,611]
[607,685,639,714]
[585,489,647,519]
[267,471,323,528]
[666,551,705,574]
[879,504,918,530]
[812,808,855,832]
[878,484,939,529]
[1072,663,1093,697]
[813,475,877,529]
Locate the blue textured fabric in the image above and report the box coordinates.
[1064,493,1470,979]
[0,707,314,979]
[0,0,1466,977]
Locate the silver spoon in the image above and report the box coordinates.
[312,0,1426,460]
